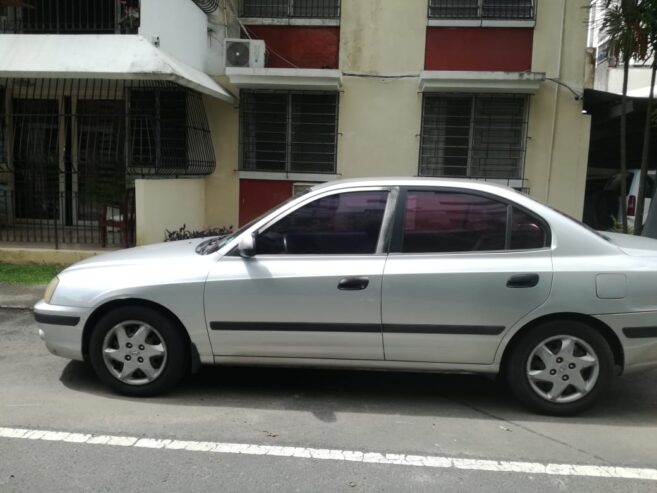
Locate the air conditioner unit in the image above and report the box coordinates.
[224,39,265,69]
[293,183,315,198]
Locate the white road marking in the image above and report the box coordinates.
[1,426,656,481]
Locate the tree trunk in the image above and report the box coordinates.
[620,56,630,233]
[634,59,657,235]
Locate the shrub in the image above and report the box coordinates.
[164,224,233,242]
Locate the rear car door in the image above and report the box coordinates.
[205,187,393,360]
[382,188,553,364]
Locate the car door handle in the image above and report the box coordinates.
[338,277,370,291]
[507,273,540,288]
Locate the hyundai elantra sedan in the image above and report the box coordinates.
[34,178,657,415]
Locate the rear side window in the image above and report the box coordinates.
[256,190,389,255]
[510,207,548,250]
[400,190,548,253]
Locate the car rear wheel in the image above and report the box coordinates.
[88,306,188,396]
[505,321,614,415]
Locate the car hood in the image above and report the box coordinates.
[604,232,657,257]
[66,238,212,271]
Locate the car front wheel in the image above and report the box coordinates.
[88,306,188,396]
[505,320,614,415]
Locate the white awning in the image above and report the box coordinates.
[0,34,235,103]
[420,71,545,94]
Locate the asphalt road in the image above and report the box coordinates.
[1,308,657,492]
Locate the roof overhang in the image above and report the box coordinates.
[0,34,235,103]
[226,67,342,91]
[419,71,545,94]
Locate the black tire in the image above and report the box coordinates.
[505,320,614,416]
[88,305,188,397]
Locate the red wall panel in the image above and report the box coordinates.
[239,179,294,226]
[243,26,340,69]
[425,28,533,72]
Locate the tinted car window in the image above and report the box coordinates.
[257,191,389,255]
[510,207,548,250]
[402,191,507,253]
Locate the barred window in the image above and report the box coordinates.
[129,88,187,171]
[419,94,528,179]
[240,0,340,19]
[240,91,339,174]
[428,0,534,20]
[1,0,140,34]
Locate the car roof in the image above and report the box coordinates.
[311,177,516,194]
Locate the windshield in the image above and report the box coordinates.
[195,196,298,255]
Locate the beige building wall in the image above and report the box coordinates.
[336,0,426,179]
[204,92,241,231]
[526,0,592,217]
[336,77,421,178]
[339,0,427,74]
[135,178,207,245]
[197,0,593,236]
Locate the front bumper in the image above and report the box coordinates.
[33,300,92,361]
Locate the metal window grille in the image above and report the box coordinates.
[240,90,339,174]
[0,0,140,34]
[0,78,216,249]
[419,94,529,180]
[239,0,341,19]
[428,0,534,20]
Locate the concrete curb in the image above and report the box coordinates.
[0,283,45,311]
[0,305,34,311]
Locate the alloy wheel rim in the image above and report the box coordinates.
[526,335,600,404]
[101,320,167,386]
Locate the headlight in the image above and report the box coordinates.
[43,277,59,304]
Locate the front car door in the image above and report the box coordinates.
[382,187,553,364]
[205,187,394,360]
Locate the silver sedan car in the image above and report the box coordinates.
[34,178,657,415]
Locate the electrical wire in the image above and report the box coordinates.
[545,77,584,100]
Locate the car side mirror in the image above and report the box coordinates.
[238,234,256,258]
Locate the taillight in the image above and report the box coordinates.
[628,195,636,216]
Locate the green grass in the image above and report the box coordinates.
[0,263,65,285]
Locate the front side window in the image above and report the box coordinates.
[419,94,528,179]
[240,0,340,19]
[256,190,389,255]
[428,0,534,20]
[240,91,339,174]
[400,190,547,253]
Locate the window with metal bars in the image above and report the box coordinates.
[239,0,340,19]
[0,0,140,34]
[428,0,534,20]
[240,91,339,174]
[129,88,188,172]
[419,94,529,179]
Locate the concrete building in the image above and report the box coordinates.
[0,0,592,260]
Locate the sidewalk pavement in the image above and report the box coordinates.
[0,283,45,310]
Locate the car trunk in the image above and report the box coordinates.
[603,232,657,257]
